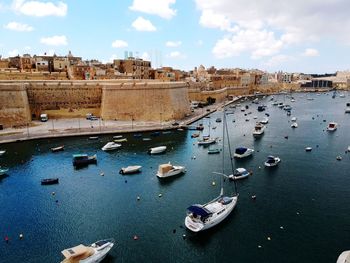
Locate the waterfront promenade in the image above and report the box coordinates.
[0,97,240,144]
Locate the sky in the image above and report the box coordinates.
[0,0,350,73]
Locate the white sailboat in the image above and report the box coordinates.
[185,109,238,232]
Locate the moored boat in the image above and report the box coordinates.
[228,168,250,180]
[327,122,338,131]
[60,238,115,263]
[0,150,6,156]
[119,165,142,175]
[156,162,186,178]
[305,147,312,152]
[51,145,64,152]
[41,178,59,185]
[208,148,221,154]
[253,122,266,136]
[114,138,127,143]
[234,147,254,158]
[88,136,99,140]
[102,142,121,151]
[72,154,97,167]
[260,117,269,124]
[337,250,350,263]
[264,156,281,167]
[191,133,200,138]
[0,167,9,176]
[198,137,217,146]
[291,122,298,128]
[148,146,167,154]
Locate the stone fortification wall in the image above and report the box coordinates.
[188,86,250,102]
[27,81,102,118]
[101,82,190,121]
[255,83,301,93]
[0,84,31,127]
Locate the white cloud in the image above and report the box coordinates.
[4,21,33,31]
[195,0,350,58]
[166,41,182,47]
[12,0,67,17]
[213,29,283,59]
[167,51,186,59]
[8,49,19,57]
[132,17,156,32]
[197,40,203,46]
[40,35,67,46]
[302,48,319,57]
[112,40,128,48]
[129,0,176,19]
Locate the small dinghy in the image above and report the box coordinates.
[102,142,121,151]
[51,145,64,152]
[0,150,6,156]
[208,148,221,154]
[291,122,298,128]
[41,178,59,185]
[305,147,312,152]
[156,162,186,178]
[88,136,99,140]
[148,146,167,154]
[264,156,281,167]
[119,165,142,175]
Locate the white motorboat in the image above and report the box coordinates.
[272,101,278,106]
[291,122,298,128]
[198,137,217,145]
[185,110,238,232]
[234,147,254,158]
[0,150,6,156]
[0,167,9,176]
[291,99,296,102]
[260,117,269,124]
[61,238,115,263]
[264,156,281,167]
[339,94,345,98]
[101,142,121,151]
[307,97,314,101]
[345,107,350,113]
[148,146,167,154]
[240,107,245,112]
[156,162,186,178]
[291,117,297,122]
[327,122,338,131]
[119,165,142,175]
[336,250,350,263]
[113,135,123,139]
[253,122,266,136]
[228,168,250,180]
[305,147,312,152]
[278,102,284,108]
[253,116,258,119]
[114,138,127,143]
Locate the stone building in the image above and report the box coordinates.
[113,57,151,79]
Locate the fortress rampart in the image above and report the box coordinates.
[0,80,190,127]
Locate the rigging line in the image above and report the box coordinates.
[224,107,238,195]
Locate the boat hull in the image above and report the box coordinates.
[185,196,238,232]
[157,167,186,178]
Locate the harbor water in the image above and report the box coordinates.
[0,92,350,263]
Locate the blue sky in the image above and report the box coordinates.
[0,0,350,73]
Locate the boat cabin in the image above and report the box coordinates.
[158,163,173,175]
[187,205,212,222]
[235,147,247,155]
[61,244,94,263]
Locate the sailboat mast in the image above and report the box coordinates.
[220,108,226,196]
[224,106,238,195]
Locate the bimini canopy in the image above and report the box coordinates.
[187,205,212,217]
[235,147,247,154]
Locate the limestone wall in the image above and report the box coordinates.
[101,82,190,121]
[188,86,250,102]
[0,84,31,127]
[26,81,102,118]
